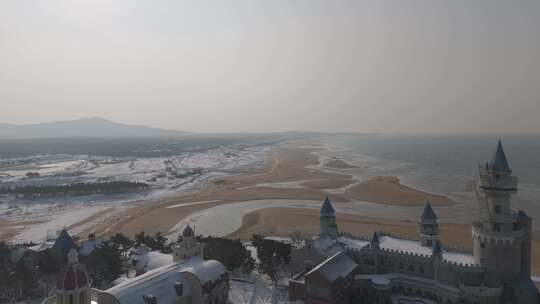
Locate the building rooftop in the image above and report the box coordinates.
[52,229,75,257]
[320,197,335,214]
[489,140,511,172]
[104,257,225,304]
[421,202,437,221]
[305,251,357,282]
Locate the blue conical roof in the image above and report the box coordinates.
[52,229,75,257]
[421,202,437,220]
[320,197,335,214]
[488,140,511,172]
[371,231,379,244]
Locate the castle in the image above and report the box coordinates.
[289,141,539,304]
[42,225,229,304]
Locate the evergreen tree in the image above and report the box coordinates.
[199,237,255,273]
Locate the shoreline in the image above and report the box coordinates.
[1,139,460,243]
[227,206,540,277]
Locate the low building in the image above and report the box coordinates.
[289,251,357,304]
[42,226,229,304]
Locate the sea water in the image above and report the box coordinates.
[324,134,540,228]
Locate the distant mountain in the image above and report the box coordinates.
[0,118,191,139]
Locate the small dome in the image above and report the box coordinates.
[182,225,195,237]
[56,262,89,291]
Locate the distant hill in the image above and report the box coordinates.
[0,118,191,139]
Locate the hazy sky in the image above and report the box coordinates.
[1,1,539,133]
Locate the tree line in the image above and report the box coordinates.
[0,181,150,197]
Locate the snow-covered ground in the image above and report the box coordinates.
[0,145,269,243]
[0,145,268,188]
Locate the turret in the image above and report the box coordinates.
[173,225,204,261]
[319,197,338,239]
[432,240,442,258]
[371,231,380,249]
[418,202,439,247]
[473,141,530,288]
[477,140,519,230]
[55,249,91,304]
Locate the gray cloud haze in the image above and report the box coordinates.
[1,0,539,133]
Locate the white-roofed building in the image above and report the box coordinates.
[98,257,228,304]
[42,228,229,304]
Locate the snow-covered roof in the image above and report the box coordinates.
[79,238,105,256]
[379,236,432,256]
[105,257,226,304]
[379,235,477,265]
[305,251,357,282]
[337,237,369,251]
[182,259,226,284]
[313,235,342,255]
[129,250,174,273]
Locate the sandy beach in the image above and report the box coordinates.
[78,141,458,239]
[0,140,477,248]
[346,176,455,206]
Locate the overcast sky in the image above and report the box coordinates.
[0,1,539,134]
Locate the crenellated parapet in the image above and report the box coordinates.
[439,258,484,272]
[471,221,525,246]
[378,247,431,260]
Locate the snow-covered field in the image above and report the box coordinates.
[0,145,269,243]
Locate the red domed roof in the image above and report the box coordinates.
[56,263,89,291]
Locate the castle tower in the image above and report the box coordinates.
[320,197,338,239]
[418,202,439,247]
[55,249,91,304]
[173,225,204,262]
[472,141,531,287]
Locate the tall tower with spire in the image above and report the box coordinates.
[418,202,439,247]
[320,197,338,239]
[473,141,534,291]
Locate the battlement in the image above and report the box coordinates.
[440,258,484,270]
[471,222,525,245]
[478,166,518,191]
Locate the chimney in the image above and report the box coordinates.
[174,282,184,297]
[142,294,157,304]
